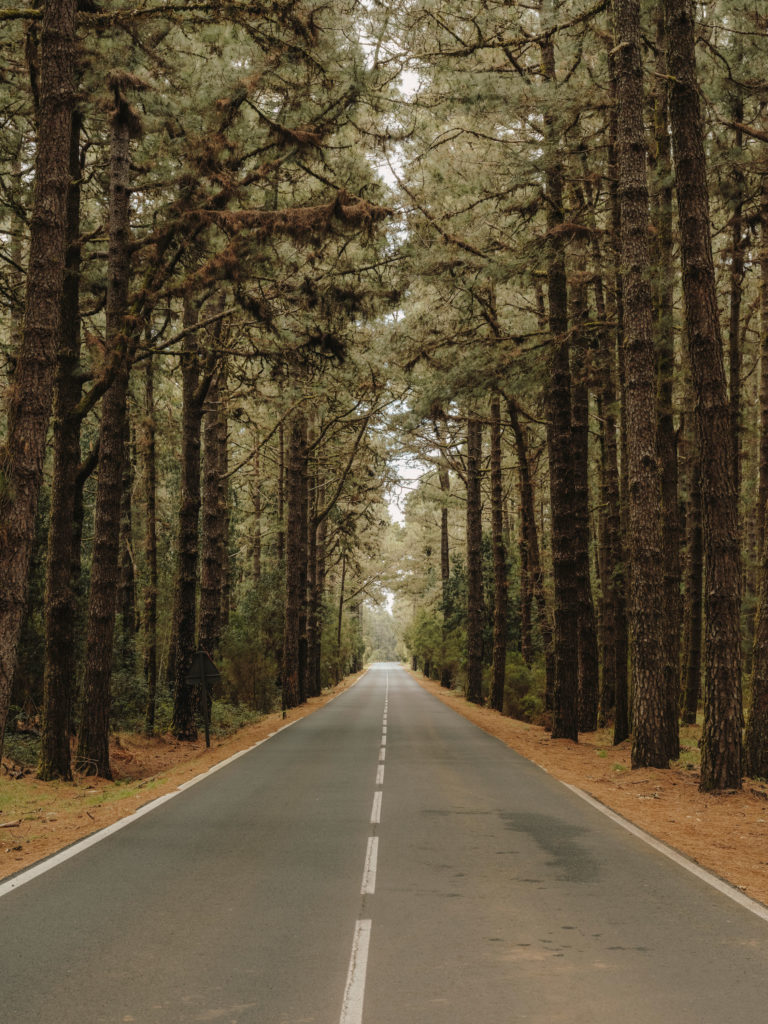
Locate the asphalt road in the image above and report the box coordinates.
[1,663,767,1023]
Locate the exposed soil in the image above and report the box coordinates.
[413,672,768,908]
[3,666,768,911]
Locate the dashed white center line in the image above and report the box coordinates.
[376,763,384,786]
[371,790,382,825]
[362,836,378,894]
[339,919,371,1024]
[379,746,386,762]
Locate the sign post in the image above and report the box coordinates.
[185,651,221,748]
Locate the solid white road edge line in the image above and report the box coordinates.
[361,836,378,894]
[562,781,768,925]
[0,664,376,901]
[339,919,372,1024]
[371,791,382,825]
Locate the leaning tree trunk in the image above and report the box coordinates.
[615,0,669,770]
[76,93,136,777]
[465,415,484,705]
[667,0,743,791]
[0,0,77,759]
[489,396,507,713]
[39,107,82,781]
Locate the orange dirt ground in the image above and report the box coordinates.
[2,666,768,910]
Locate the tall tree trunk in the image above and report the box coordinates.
[437,445,452,688]
[253,430,261,584]
[508,400,554,699]
[615,0,669,769]
[117,413,137,659]
[541,0,579,742]
[143,349,158,737]
[76,94,136,777]
[39,107,82,781]
[199,370,227,657]
[0,0,77,758]
[298,417,310,703]
[682,449,703,725]
[170,298,216,740]
[489,396,507,712]
[277,420,285,564]
[282,412,306,709]
[652,5,682,761]
[745,184,768,778]
[667,0,743,790]
[571,268,599,732]
[465,415,484,705]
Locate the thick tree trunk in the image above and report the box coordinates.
[39,108,82,781]
[541,3,578,742]
[615,0,669,769]
[143,351,158,737]
[745,187,768,778]
[667,0,743,790]
[652,6,682,761]
[0,0,77,758]
[76,101,135,777]
[489,396,507,712]
[465,415,484,705]
[282,412,306,709]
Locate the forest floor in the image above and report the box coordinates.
[2,666,768,910]
[412,671,768,908]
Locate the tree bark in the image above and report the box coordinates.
[39,106,82,781]
[170,297,216,740]
[570,267,599,732]
[76,94,136,777]
[465,415,484,705]
[667,0,743,790]
[541,0,578,742]
[199,370,228,658]
[437,444,452,688]
[142,349,158,737]
[652,4,682,761]
[489,396,507,712]
[282,412,306,709]
[681,447,703,725]
[0,0,77,758]
[508,400,554,700]
[615,0,669,769]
